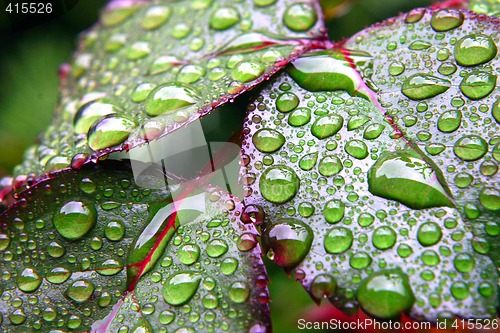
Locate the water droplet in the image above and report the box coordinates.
[259,165,299,204]
[221,257,239,275]
[345,140,368,159]
[479,187,500,211]
[145,83,200,117]
[357,213,374,227]
[451,281,469,300]
[80,178,96,194]
[231,61,264,82]
[372,226,397,250]
[74,101,122,135]
[241,204,265,225]
[142,5,171,30]
[237,233,257,251]
[299,153,318,171]
[228,281,250,303]
[368,149,454,209]
[96,258,123,276]
[252,128,285,153]
[453,135,488,161]
[178,244,200,265]
[210,7,240,30]
[323,199,345,223]
[492,98,500,124]
[283,3,317,31]
[389,62,405,76]
[162,272,201,306]
[298,202,314,217]
[454,253,475,273]
[276,92,299,113]
[454,34,498,67]
[177,65,205,84]
[409,40,431,50]
[48,241,65,258]
[202,293,219,309]
[9,309,26,325]
[88,115,137,151]
[66,280,94,302]
[53,201,97,240]
[459,72,497,100]
[324,227,352,254]
[206,239,228,258]
[430,9,464,31]
[318,155,343,176]
[437,110,462,133]
[310,274,336,301]
[0,233,10,250]
[417,222,442,246]
[347,115,370,130]
[46,267,71,284]
[363,123,385,140]
[126,41,151,60]
[104,221,125,241]
[149,56,180,75]
[265,218,313,269]
[311,114,344,139]
[405,8,426,23]
[159,310,175,325]
[17,267,42,293]
[350,252,372,269]
[401,74,450,100]
[357,269,415,319]
[254,0,276,6]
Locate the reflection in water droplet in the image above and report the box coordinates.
[345,140,368,159]
[453,135,488,161]
[299,153,318,171]
[430,9,464,31]
[324,227,353,253]
[372,226,397,250]
[368,149,454,209]
[357,269,415,319]
[405,8,426,23]
[74,101,122,134]
[260,165,299,204]
[252,129,285,153]
[417,222,442,246]
[459,72,497,100]
[53,201,97,240]
[145,83,200,117]
[228,281,250,303]
[162,272,201,306]
[402,74,450,100]
[88,115,137,151]
[283,3,317,32]
[149,56,180,75]
[178,244,201,265]
[66,280,94,303]
[323,199,345,223]
[454,34,498,67]
[311,114,344,139]
[318,155,342,176]
[310,274,336,301]
[265,218,313,269]
[276,92,299,113]
[437,110,462,133]
[17,267,42,293]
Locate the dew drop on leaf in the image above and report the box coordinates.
[357,269,415,319]
[310,274,336,301]
[53,201,97,240]
[479,187,500,211]
[430,9,464,32]
[46,267,71,284]
[318,155,342,176]
[453,135,488,161]
[459,72,497,100]
[437,109,462,133]
[206,239,229,258]
[323,199,345,223]
[210,7,240,30]
[324,227,353,254]
[311,114,344,139]
[231,61,265,83]
[178,244,201,266]
[145,83,200,116]
[228,281,250,303]
[162,272,202,306]
[259,165,299,204]
[372,226,397,250]
[252,129,285,153]
[17,267,42,293]
[74,101,122,134]
[401,74,451,100]
[142,5,171,30]
[299,152,318,171]
[417,222,442,246]
[65,279,94,303]
[454,34,498,67]
[87,115,137,151]
[283,3,317,32]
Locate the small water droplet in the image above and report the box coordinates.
[318,155,343,176]
[299,153,318,171]
[451,281,469,300]
[437,109,462,133]
[145,83,200,117]
[311,114,344,139]
[252,128,285,153]
[430,9,464,31]
[357,269,415,319]
[276,92,299,113]
[66,279,94,302]
[350,252,372,269]
[206,239,228,258]
[228,281,250,303]
[177,65,205,84]
[142,5,171,30]
[417,222,442,246]
[345,140,368,159]
[324,227,352,253]
[126,41,151,60]
[454,34,498,67]
[402,74,450,100]
[210,7,240,30]
[310,274,336,301]
[283,3,317,31]
[323,199,345,223]
[372,226,397,250]
[453,135,488,161]
[53,201,97,240]
[259,165,299,204]
[363,123,385,140]
[265,218,313,269]
[104,221,125,241]
[231,61,264,82]
[221,257,239,275]
[178,244,200,265]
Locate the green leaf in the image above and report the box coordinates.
[13,0,324,178]
[242,7,499,320]
[0,163,269,332]
[469,0,500,17]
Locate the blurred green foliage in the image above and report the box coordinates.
[0,1,431,331]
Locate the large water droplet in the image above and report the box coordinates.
[479,187,500,211]
[368,149,454,209]
[417,222,442,246]
[228,281,250,303]
[324,227,353,254]
[74,101,122,134]
[210,7,240,30]
[178,244,201,265]
[53,201,97,240]
[310,274,336,301]
[88,115,137,151]
[401,74,450,100]
[283,3,317,31]
[162,272,202,306]
[206,239,228,258]
[276,92,299,113]
[459,72,497,100]
[357,269,415,319]
[252,129,285,153]
[265,218,313,270]
[101,3,139,27]
[145,83,200,117]
[259,165,299,204]
[287,50,372,97]
[345,140,368,159]
[454,34,498,67]
[453,135,488,161]
[311,114,344,139]
[17,267,42,293]
[231,61,264,82]
[299,153,318,171]
[142,5,171,30]
[66,280,94,302]
[430,9,464,31]
[318,155,343,176]
[323,199,345,223]
[372,226,397,250]
[437,109,462,133]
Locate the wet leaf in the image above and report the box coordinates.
[0,163,269,332]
